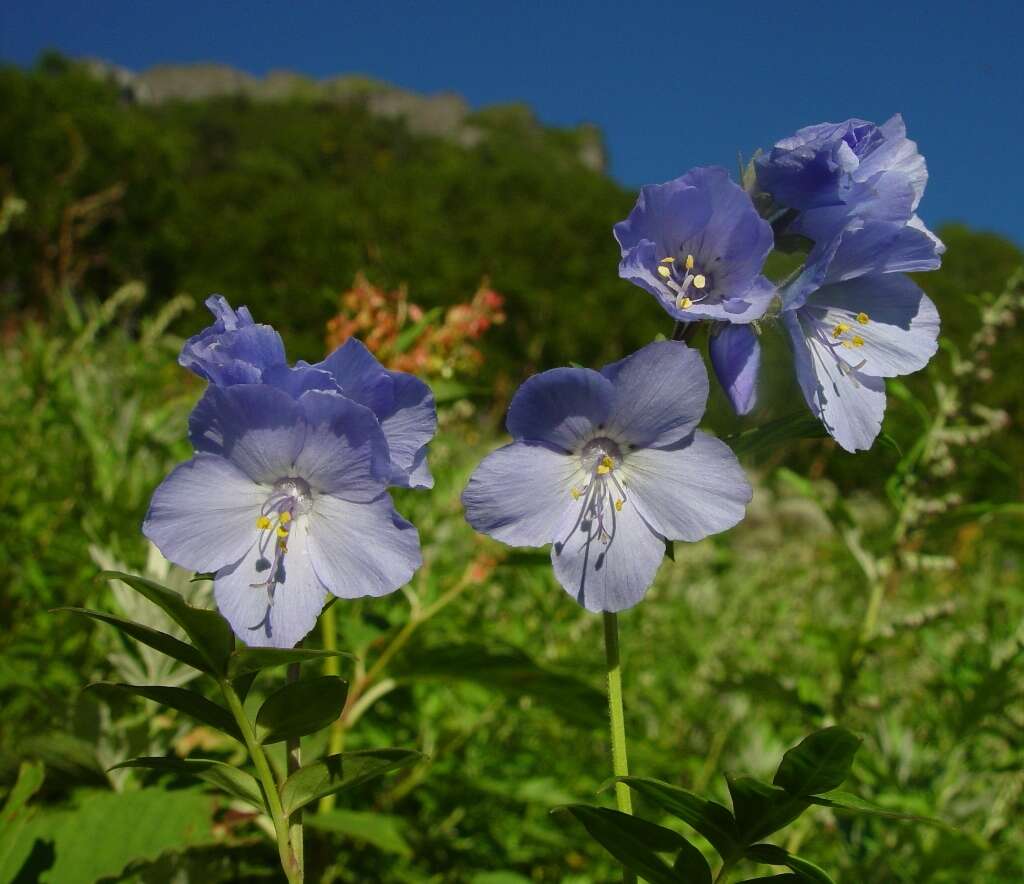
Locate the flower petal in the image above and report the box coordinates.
[784,309,888,452]
[214,517,326,648]
[506,367,613,450]
[307,493,421,598]
[312,338,396,418]
[709,324,761,415]
[613,176,711,258]
[622,432,752,541]
[143,453,267,573]
[805,276,939,377]
[262,363,341,398]
[377,372,437,489]
[550,494,665,613]
[179,296,286,385]
[294,390,390,501]
[313,338,437,488]
[604,340,709,448]
[461,442,578,547]
[189,384,306,484]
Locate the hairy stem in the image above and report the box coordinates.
[221,679,301,884]
[603,611,636,884]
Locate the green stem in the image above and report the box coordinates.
[714,858,735,883]
[221,679,301,884]
[603,611,636,884]
[286,662,304,880]
[320,604,343,813]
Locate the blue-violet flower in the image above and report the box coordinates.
[461,341,751,612]
[614,166,775,325]
[181,296,436,489]
[144,383,422,647]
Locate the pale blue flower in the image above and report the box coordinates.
[462,342,751,612]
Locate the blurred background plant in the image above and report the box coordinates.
[1,55,1022,883]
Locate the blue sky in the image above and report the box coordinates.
[2,0,1022,244]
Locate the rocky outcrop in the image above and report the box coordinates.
[81,59,605,171]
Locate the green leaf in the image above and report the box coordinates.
[746,844,834,883]
[255,675,348,745]
[727,413,827,458]
[0,761,45,882]
[306,809,412,857]
[18,787,218,884]
[280,748,421,816]
[810,790,948,827]
[392,641,605,727]
[109,756,264,809]
[393,305,443,353]
[56,607,213,674]
[773,727,862,796]
[232,671,259,702]
[227,646,355,678]
[554,804,686,884]
[86,682,242,742]
[98,571,234,674]
[726,775,810,843]
[617,777,741,860]
[736,877,802,883]
[672,832,713,884]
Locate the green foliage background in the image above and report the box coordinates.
[1,56,1022,883]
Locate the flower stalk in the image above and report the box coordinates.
[603,611,637,884]
[220,679,302,884]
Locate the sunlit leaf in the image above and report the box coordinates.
[280,749,421,816]
[109,756,264,809]
[98,571,233,674]
[56,607,213,675]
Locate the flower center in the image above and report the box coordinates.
[247,477,314,638]
[657,252,714,310]
[563,437,629,548]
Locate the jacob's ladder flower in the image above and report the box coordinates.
[462,341,751,612]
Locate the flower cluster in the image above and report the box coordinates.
[325,274,506,378]
[613,115,943,452]
[144,296,436,648]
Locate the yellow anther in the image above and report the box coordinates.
[692,274,707,289]
[571,486,582,500]
[660,256,675,264]
[657,265,671,279]
[256,515,271,530]
[856,312,870,325]
[678,296,693,310]
[832,322,850,338]
[596,455,614,475]
[685,254,695,270]
[279,511,292,524]
[851,335,864,347]
[276,525,289,538]
[615,498,624,512]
